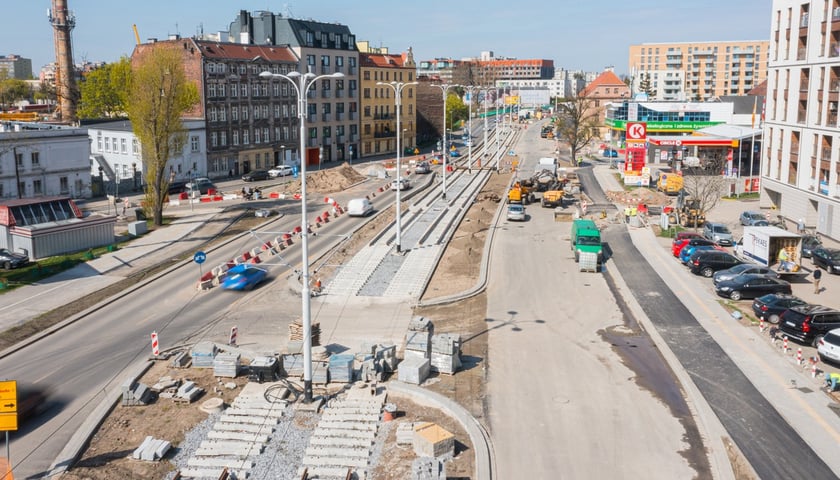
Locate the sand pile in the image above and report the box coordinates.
[284,162,367,194]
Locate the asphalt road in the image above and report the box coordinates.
[2,184,403,478]
[577,164,836,478]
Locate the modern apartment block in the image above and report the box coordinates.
[358,43,417,158]
[628,40,768,101]
[763,0,840,239]
[0,54,33,80]
[228,10,360,166]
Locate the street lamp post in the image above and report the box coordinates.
[464,86,477,174]
[431,83,458,200]
[377,81,417,253]
[260,68,344,403]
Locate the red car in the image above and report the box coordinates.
[672,236,715,257]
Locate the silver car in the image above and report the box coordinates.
[740,210,766,226]
[713,264,779,286]
[507,204,526,221]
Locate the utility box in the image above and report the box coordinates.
[127,221,148,236]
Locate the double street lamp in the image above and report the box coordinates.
[260,68,344,403]
[377,80,417,253]
[431,83,459,200]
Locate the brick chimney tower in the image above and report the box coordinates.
[49,0,77,122]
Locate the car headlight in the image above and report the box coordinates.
[718,286,731,291]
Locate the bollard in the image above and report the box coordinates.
[151,331,160,356]
[229,326,238,346]
[796,348,803,365]
[759,319,765,333]
[782,336,789,353]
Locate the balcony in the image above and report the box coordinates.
[375,131,396,138]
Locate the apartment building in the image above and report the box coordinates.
[763,0,840,239]
[131,37,299,178]
[0,54,33,80]
[628,40,768,101]
[228,10,360,166]
[358,44,417,158]
[579,68,632,141]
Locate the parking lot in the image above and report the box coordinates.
[655,195,840,392]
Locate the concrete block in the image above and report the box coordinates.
[398,357,430,385]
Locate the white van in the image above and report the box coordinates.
[346,198,374,217]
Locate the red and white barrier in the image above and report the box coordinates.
[796,348,803,365]
[151,331,160,356]
[811,358,819,377]
[782,336,789,353]
[759,319,765,333]
[229,326,238,346]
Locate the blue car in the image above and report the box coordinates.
[449,149,461,157]
[603,148,619,158]
[221,264,268,291]
[680,244,719,264]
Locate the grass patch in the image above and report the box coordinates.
[724,192,760,201]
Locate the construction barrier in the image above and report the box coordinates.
[151,331,160,356]
[229,326,238,346]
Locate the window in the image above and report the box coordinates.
[219,84,226,96]
[220,131,227,146]
[274,105,281,118]
[104,137,110,152]
[59,176,68,193]
[323,126,331,138]
[210,107,218,122]
[242,106,249,121]
[336,56,344,67]
[321,55,330,66]
[132,138,139,154]
[349,79,357,91]
[309,127,317,139]
[33,179,42,195]
[263,127,269,142]
[307,55,316,67]
[120,138,127,154]
[220,106,226,121]
[337,125,344,137]
[209,84,217,97]
[349,57,356,68]
[364,88,371,99]
[232,107,239,121]
[364,106,371,117]
[31,152,39,166]
[364,71,370,80]
[272,83,279,96]
[254,129,261,144]
[97,133,103,151]
[191,136,200,152]
[243,130,250,145]
[241,84,248,97]
[232,131,239,145]
[231,84,238,97]
[262,105,268,118]
[211,132,218,147]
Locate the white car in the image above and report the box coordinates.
[391,178,411,191]
[507,204,526,221]
[268,165,294,177]
[817,328,840,364]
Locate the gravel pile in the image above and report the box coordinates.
[164,405,319,479]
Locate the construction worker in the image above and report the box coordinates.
[825,372,840,392]
[624,206,631,223]
[777,248,789,271]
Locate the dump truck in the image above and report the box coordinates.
[734,226,807,277]
[570,218,603,266]
[508,180,536,204]
[657,172,684,195]
[541,190,565,208]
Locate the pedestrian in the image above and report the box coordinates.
[813,267,822,294]
[797,218,806,233]
[624,206,631,223]
[229,169,233,178]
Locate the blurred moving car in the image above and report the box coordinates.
[268,165,294,177]
[811,246,840,274]
[688,250,742,277]
[346,198,374,217]
[817,328,840,364]
[702,222,734,246]
[0,248,29,270]
[221,264,268,291]
[800,234,823,258]
[740,210,767,226]
[752,293,809,324]
[184,177,216,195]
[391,178,411,191]
[602,148,619,158]
[780,305,840,346]
[714,274,792,301]
[713,264,779,286]
[507,204,526,221]
[242,170,270,182]
[414,162,431,174]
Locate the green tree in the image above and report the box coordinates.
[0,78,32,109]
[33,80,56,104]
[78,57,131,119]
[127,47,199,226]
[445,92,468,130]
[638,73,656,98]
[555,91,600,162]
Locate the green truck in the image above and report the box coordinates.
[570,219,603,264]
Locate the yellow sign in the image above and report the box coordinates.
[0,380,18,431]
[0,413,16,431]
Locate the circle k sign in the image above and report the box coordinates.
[626,122,647,142]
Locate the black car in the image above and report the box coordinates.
[713,264,779,286]
[751,293,809,324]
[0,248,29,270]
[714,274,791,301]
[800,234,822,259]
[689,250,742,277]
[779,305,840,346]
[811,246,840,274]
[242,170,270,182]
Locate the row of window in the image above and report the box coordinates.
[362,70,415,82]
[2,178,84,200]
[207,79,357,99]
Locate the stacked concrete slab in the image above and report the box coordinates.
[413,422,455,459]
[398,356,431,385]
[405,317,433,362]
[297,384,387,480]
[132,435,171,461]
[429,333,461,375]
[191,341,218,368]
[328,354,355,383]
[177,382,287,479]
[213,352,240,378]
[121,378,152,406]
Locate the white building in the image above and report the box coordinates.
[88,120,208,193]
[763,1,840,239]
[0,121,91,199]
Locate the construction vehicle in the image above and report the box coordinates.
[657,172,684,195]
[674,190,705,227]
[571,219,603,265]
[541,189,565,208]
[508,180,536,204]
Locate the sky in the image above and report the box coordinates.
[3,0,772,77]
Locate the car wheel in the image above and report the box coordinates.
[574,252,579,263]
[729,291,742,301]
[768,314,781,324]
[813,334,824,348]
[701,267,714,278]
[2,261,10,270]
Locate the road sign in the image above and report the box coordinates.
[193,251,206,265]
[626,122,647,142]
[0,380,18,431]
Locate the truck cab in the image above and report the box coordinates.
[570,219,603,264]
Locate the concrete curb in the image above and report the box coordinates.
[387,381,495,480]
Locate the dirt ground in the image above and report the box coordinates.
[60,165,510,480]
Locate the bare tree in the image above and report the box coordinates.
[681,157,728,225]
[127,47,199,226]
[555,91,600,162]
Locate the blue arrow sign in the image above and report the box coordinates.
[193,251,206,264]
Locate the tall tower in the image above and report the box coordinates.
[49,0,77,122]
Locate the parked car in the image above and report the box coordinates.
[268,165,294,177]
[689,250,742,277]
[817,328,840,364]
[752,293,809,324]
[673,237,716,258]
[713,264,779,286]
[184,177,216,195]
[679,243,721,264]
[602,148,619,158]
[779,305,840,346]
[811,246,840,274]
[714,274,792,301]
[702,222,734,246]
[391,178,411,191]
[740,210,767,226]
[221,264,268,291]
[800,234,823,259]
[414,162,431,174]
[0,248,29,270]
[242,170,270,182]
[167,181,188,195]
[506,204,526,221]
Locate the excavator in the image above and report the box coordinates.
[673,190,705,227]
